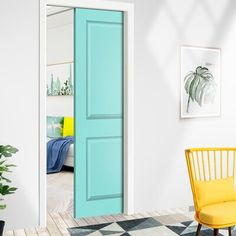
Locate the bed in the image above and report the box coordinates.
[47,137,74,168]
[47,116,74,170]
[64,142,74,167]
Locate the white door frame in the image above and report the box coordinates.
[39,0,134,227]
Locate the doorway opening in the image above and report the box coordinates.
[46,6,75,214]
[40,0,134,226]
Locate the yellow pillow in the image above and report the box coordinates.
[63,117,74,137]
[195,177,236,210]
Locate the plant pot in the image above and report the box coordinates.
[0,220,5,236]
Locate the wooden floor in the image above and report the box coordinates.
[47,171,73,213]
[3,208,194,236]
[4,171,194,235]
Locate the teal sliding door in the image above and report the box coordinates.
[74,8,124,218]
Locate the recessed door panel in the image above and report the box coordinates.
[87,137,123,200]
[87,21,123,119]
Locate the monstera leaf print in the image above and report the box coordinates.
[184,66,216,113]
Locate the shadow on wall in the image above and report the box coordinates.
[122,0,236,212]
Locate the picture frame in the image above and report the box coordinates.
[47,62,74,96]
[181,46,221,118]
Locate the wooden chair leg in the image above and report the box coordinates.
[228,227,232,236]
[214,229,219,236]
[195,223,202,236]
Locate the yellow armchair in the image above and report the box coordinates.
[185,148,236,236]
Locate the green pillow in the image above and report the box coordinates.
[47,116,64,138]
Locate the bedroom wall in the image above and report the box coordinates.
[47,10,74,117]
[0,0,39,230]
[107,0,236,213]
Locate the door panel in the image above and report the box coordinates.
[87,137,122,200]
[74,8,124,218]
[87,21,123,119]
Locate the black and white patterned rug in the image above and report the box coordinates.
[68,217,235,235]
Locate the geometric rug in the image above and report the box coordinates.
[68,217,236,235]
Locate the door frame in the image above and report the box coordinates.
[39,0,134,227]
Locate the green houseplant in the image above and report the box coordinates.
[0,145,18,235]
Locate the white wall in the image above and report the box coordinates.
[0,0,39,230]
[108,0,236,213]
[47,10,74,117]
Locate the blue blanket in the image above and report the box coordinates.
[47,136,74,174]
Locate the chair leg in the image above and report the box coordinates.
[228,227,232,236]
[195,223,202,236]
[214,229,219,236]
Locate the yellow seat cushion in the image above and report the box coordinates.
[195,177,236,210]
[199,201,236,226]
[63,117,74,137]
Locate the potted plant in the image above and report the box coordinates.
[0,145,18,235]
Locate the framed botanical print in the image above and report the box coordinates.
[47,62,74,96]
[181,46,221,118]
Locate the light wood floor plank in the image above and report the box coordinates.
[126,214,140,219]
[102,215,116,223]
[112,214,127,222]
[3,231,14,236]
[35,227,50,236]
[93,216,109,224]
[49,212,69,235]
[83,216,98,225]
[72,216,89,227]
[46,213,63,236]
[24,227,38,236]
[59,212,78,228]
[67,211,89,227]
[156,209,173,215]
[174,207,188,214]
[139,212,153,218]
[133,213,144,219]
[14,229,27,236]
[149,211,161,217]
[122,214,134,220]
